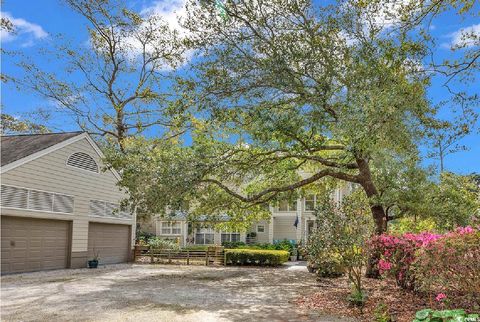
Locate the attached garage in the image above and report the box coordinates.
[1,216,71,274]
[88,222,130,264]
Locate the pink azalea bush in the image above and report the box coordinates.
[368,231,441,289]
[413,227,480,306]
[368,226,478,294]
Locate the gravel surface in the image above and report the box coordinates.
[1,262,355,322]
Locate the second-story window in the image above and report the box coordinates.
[278,199,297,211]
[305,195,316,211]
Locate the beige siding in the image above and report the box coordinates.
[1,137,134,253]
[273,216,297,241]
[253,220,270,243]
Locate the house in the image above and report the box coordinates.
[1,132,135,274]
[146,185,352,246]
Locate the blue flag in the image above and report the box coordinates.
[293,215,299,228]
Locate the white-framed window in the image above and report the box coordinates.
[278,199,297,211]
[160,221,182,235]
[304,195,316,211]
[221,232,240,243]
[195,228,215,245]
[257,225,265,233]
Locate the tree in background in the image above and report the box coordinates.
[10,0,185,151]
[0,114,49,135]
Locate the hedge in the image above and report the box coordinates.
[225,249,289,266]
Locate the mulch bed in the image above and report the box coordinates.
[295,276,450,322]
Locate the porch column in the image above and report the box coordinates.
[183,221,188,246]
[268,204,274,243]
[295,199,302,243]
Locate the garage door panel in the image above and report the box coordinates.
[88,223,130,265]
[1,216,70,274]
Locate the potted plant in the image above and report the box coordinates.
[290,248,298,261]
[88,249,99,268]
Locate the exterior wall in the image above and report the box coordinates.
[154,220,187,247]
[0,137,135,268]
[272,215,298,241]
[253,220,270,243]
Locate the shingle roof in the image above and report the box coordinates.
[1,132,84,167]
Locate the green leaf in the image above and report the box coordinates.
[416,309,433,320]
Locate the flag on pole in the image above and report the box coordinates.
[293,215,299,229]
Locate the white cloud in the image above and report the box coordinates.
[1,12,48,46]
[448,24,480,49]
[141,0,187,36]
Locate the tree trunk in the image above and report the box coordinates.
[356,157,385,278]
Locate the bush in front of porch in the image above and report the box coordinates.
[225,249,289,266]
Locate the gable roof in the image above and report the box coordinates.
[1,132,83,167]
[0,132,121,180]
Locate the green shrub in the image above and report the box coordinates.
[147,237,180,250]
[225,249,289,266]
[221,241,246,248]
[388,217,438,234]
[274,239,296,253]
[413,309,479,322]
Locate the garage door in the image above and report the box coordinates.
[1,216,70,274]
[88,223,130,264]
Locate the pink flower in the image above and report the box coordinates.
[435,293,447,302]
[378,259,392,272]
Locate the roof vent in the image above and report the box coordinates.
[67,152,98,173]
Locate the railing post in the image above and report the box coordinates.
[187,250,190,265]
[150,246,154,264]
[205,247,209,266]
[168,249,171,263]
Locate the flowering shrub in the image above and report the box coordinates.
[369,226,479,306]
[412,228,480,305]
[368,232,441,289]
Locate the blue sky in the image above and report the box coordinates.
[1,0,479,174]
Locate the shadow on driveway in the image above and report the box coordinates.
[1,263,357,322]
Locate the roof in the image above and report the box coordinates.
[1,132,84,167]
[160,211,232,222]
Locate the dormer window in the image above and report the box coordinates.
[67,152,99,173]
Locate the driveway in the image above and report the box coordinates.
[1,262,353,322]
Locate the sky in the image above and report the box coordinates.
[1,0,479,175]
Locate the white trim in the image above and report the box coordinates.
[1,183,75,198]
[88,215,133,221]
[0,206,74,216]
[0,132,122,181]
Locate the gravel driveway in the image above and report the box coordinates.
[1,262,353,322]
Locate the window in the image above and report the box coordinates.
[278,199,297,211]
[89,199,131,219]
[67,152,98,173]
[221,232,240,243]
[195,228,214,245]
[257,225,265,233]
[305,195,316,211]
[160,221,181,235]
[1,185,74,214]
